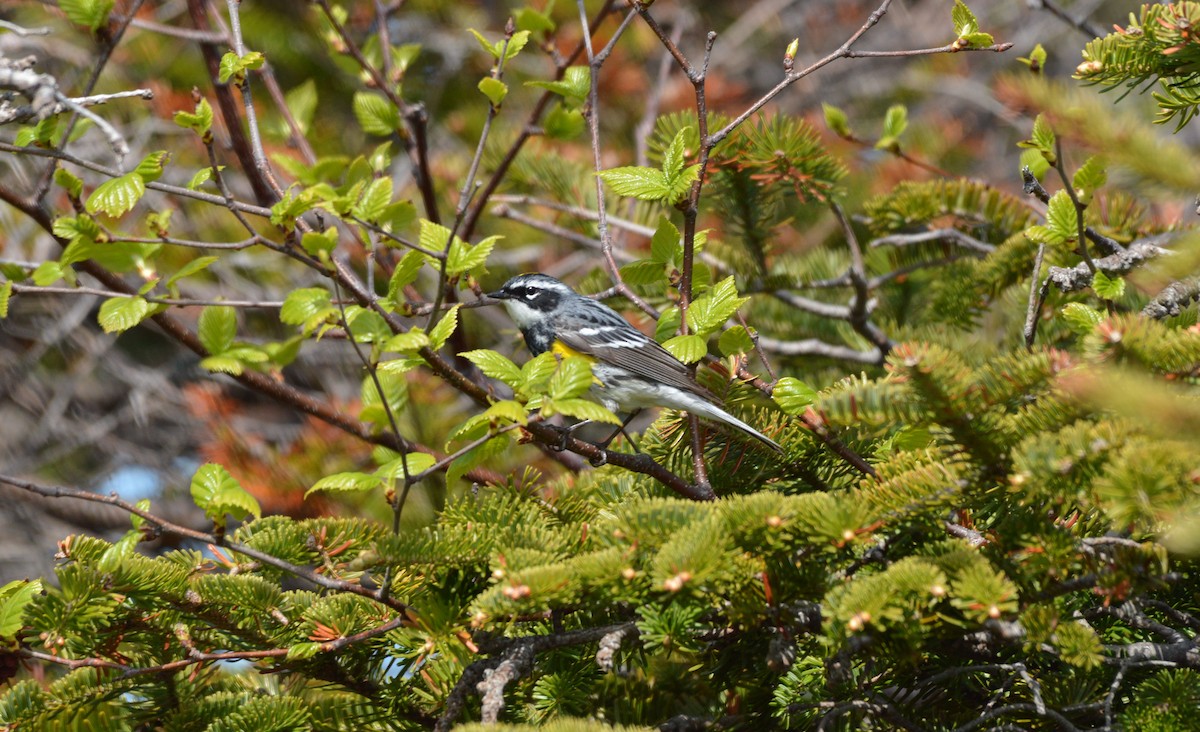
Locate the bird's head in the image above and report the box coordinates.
[486,273,573,328]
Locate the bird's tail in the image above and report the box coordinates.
[689,401,784,453]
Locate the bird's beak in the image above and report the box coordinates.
[486,290,508,301]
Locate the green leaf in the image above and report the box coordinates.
[360,369,408,426]
[519,352,559,395]
[0,281,10,319]
[951,0,979,36]
[199,355,245,375]
[32,261,65,287]
[661,126,693,181]
[280,287,333,327]
[718,325,755,356]
[98,296,153,334]
[198,305,237,354]
[597,166,671,202]
[468,28,500,57]
[174,97,214,136]
[353,177,393,223]
[353,92,401,136]
[187,167,215,190]
[662,334,707,364]
[773,376,817,414]
[447,235,500,276]
[376,453,437,481]
[650,216,681,265]
[134,151,168,182]
[667,164,700,204]
[86,173,146,218]
[384,329,431,354]
[1046,190,1078,243]
[543,106,585,139]
[58,0,113,32]
[620,259,667,286]
[190,463,261,522]
[1019,114,1057,164]
[1019,43,1047,72]
[301,227,339,257]
[515,7,556,35]
[429,304,461,349]
[0,579,42,639]
[881,104,908,140]
[477,77,508,106]
[823,103,851,137]
[1061,303,1104,335]
[483,399,528,425]
[387,250,426,302]
[1072,156,1107,204]
[526,66,590,103]
[1091,270,1125,300]
[655,306,682,343]
[686,277,749,337]
[306,471,382,497]
[284,79,318,135]
[54,167,83,199]
[1019,149,1050,181]
[545,398,621,425]
[549,356,595,400]
[501,30,530,61]
[460,349,523,388]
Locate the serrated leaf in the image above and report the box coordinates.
[823,103,851,137]
[881,104,908,140]
[429,304,460,350]
[198,305,237,354]
[545,398,621,425]
[959,31,994,48]
[1091,270,1125,300]
[773,376,817,414]
[650,216,681,265]
[376,453,437,480]
[1020,114,1056,163]
[301,227,339,257]
[218,52,241,84]
[951,0,979,36]
[0,579,42,639]
[549,356,595,400]
[667,164,700,204]
[501,30,530,61]
[174,97,214,135]
[384,329,432,354]
[190,463,261,522]
[685,277,749,337]
[200,355,245,375]
[656,306,682,343]
[59,0,113,32]
[0,281,10,319]
[280,287,333,326]
[98,296,153,334]
[1061,303,1104,335]
[662,334,707,364]
[134,151,168,182]
[460,349,523,388]
[1072,156,1107,204]
[353,92,401,136]
[597,166,671,202]
[387,250,426,302]
[661,126,693,181]
[1019,149,1050,181]
[306,471,382,497]
[544,106,585,139]
[483,399,528,424]
[526,66,589,103]
[54,168,83,198]
[718,325,755,356]
[1046,190,1078,243]
[477,77,508,106]
[86,173,145,218]
[353,177,393,222]
[187,167,215,190]
[32,262,64,286]
[447,235,500,276]
[468,28,500,58]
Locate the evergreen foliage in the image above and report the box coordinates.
[0,1,1197,731]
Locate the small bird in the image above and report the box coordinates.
[487,273,782,453]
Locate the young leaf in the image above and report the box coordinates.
[301,227,339,257]
[280,288,333,326]
[198,305,237,354]
[353,177,393,223]
[0,281,11,319]
[718,325,756,356]
[429,305,461,349]
[526,66,590,104]
[1061,303,1104,335]
[460,349,523,388]
[353,92,401,136]
[823,103,852,137]
[98,296,153,334]
[548,356,595,400]
[685,277,750,337]
[306,471,382,497]
[1091,270,1125,300]
[650,216,681,265]
[86,172,146,218]
[174,97,214,136]
[662,334,707,364]
[59,0,114,32]
[545,398,621,425]
[661,126,693,182]
[0,579,42,639]
[478,77,508,106]
[596,166,671,202]
[376,453,437,481]
[134,151,169,182]
[1072,156,1107,204]
[544,106,586,139]
[951,0,979,36]
[190,463,261,522]
[773,376,817,414]
[1045,191,1079,243]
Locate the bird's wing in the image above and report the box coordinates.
[555,305,717,403]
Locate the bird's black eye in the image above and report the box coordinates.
[523,287,537,301]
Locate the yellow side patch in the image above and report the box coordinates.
[551,340,595,362]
